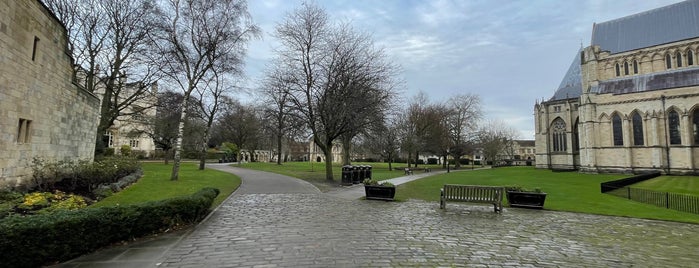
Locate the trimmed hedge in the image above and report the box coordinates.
[0,187,219,268]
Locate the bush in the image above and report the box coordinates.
[120,145,132,156]
[0,188,219,268]
[427,158,438,165]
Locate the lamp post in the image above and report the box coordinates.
[446,148,450,173]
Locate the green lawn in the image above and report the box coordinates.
[237,161,446,191]
[396,166,699,224]
[92,162,241,208]
[632,176,699,195]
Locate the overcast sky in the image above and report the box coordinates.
[240,0,684,139]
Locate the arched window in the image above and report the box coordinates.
[612,114,623,146]
[623,61,629,75]
[633,60,639,74]
[551,118,567,152]
[677,52,683,67]
[693,109,699,144]
[632,112,644,145]
[669,110,681,145]
[615,63,621,77]
[689,50,695,66]
[666,54,672,69]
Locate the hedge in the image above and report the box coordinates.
[0,187,219,268]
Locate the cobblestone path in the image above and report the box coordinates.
[160,193,699,267]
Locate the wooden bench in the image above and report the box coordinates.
[440,184,504,213]
[404,168,413,175]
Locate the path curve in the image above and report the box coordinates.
[207,163,320,194]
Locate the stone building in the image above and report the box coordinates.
[97,82,158,157]
[535,0,699,174]
[0,0,100,188]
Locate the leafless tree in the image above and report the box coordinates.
[397,93,445,167]
[477,120,520,166]
[363,118,401,170]
[445,94,482,168]
[151,0,259,180]
[192,70,235,170]
[260,66,305,165]
[45,0,161,155]
[273,2,399,181]
[215,101,263,164]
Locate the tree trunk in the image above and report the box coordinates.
[170,93,190,181]
[341,136,351,166]
[414,151,420,167]
[276,134,283,165]
[454,155,461,169]
[407,152,412,168]
[442,155,447,168]
[324,149,334,181]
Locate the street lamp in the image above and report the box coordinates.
[446,148,450,173]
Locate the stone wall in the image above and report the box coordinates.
[0,0,100,188]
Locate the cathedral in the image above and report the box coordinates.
[535,0,699,175]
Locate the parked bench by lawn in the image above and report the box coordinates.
[440,184,504,213]
[402,167,431,175]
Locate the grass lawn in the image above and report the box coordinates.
[237,161,447,192]
[631,176,699,195]
[396,166,699,224]
[92,162,241,208]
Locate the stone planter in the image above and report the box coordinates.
[506,191,546,209]
[364,185,396,201]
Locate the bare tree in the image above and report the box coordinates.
[45,0,160,155]
[398,93,444,167]
[477,120,520,166]
[216,101,262,164]
[445,94,482,168]
[364,119,401,170]
[151,0,258,180]
[273,3,399,180]
[192,70,235,170]
[260,66,305,165]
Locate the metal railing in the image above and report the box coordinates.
[606,187,699,215]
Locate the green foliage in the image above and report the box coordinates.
[28,157,141,194]
[120,145,132,156]
[363,179,394,187]
[104,147,115,156]
[0,188,219,268]
[221,142,239,154]
[15,191,88,214]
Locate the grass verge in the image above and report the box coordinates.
[92,162,241,208]
[396,166,699,224]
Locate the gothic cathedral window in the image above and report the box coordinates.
[551,119,567,152]
[633,60,638,74]
[668,110,681,145]
[688,50,695,66]
[632,112,644,145]
[612,114,623,146]
[666,54,672,69]
[676,52,683,67]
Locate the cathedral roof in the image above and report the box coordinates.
[591,0,699,54]
[550,49,582,101]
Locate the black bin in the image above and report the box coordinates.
[341,165,353,185]
[352,166,360,184]
[366,165,372,180]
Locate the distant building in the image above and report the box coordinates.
[0,0,100,188]
[535,0,699,174]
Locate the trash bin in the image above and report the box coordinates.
[341,165,353,185]
[360,165,369,182]
[351,166,360,184]
[366,165,372,180]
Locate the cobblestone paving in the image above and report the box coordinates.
[160,193,699,267]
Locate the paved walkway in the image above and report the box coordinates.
[55,164,699,267]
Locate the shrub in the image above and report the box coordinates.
[427,158,438,165]
[0,188,219,268]
[120,145,132,156]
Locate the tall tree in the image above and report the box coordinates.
[260,66,304,165]
[193,70,234,170]
[151,0,258,180]
[273,3,398,180]
[45,0,160,155]
[445,94,482,168]
[216,101,262,164]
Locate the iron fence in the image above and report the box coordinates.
[607,187,699,215]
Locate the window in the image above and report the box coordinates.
[668,110,681,145]
[612,114,623,146]
[615,63,621,76]
[666,54,672,69]
[32,37,39,61]
[551,118,567,152]
[624,61,629,75]
[693,109,699,144]
[689,50,695,66]
[632,112,644,145]
[554,106,561,112]
[677,52,683,67]
[633,60,638,74]
[129,139,140,148]
[104,131,114,147]
[17,118,32,143]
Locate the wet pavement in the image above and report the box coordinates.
[54,164,699,267]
